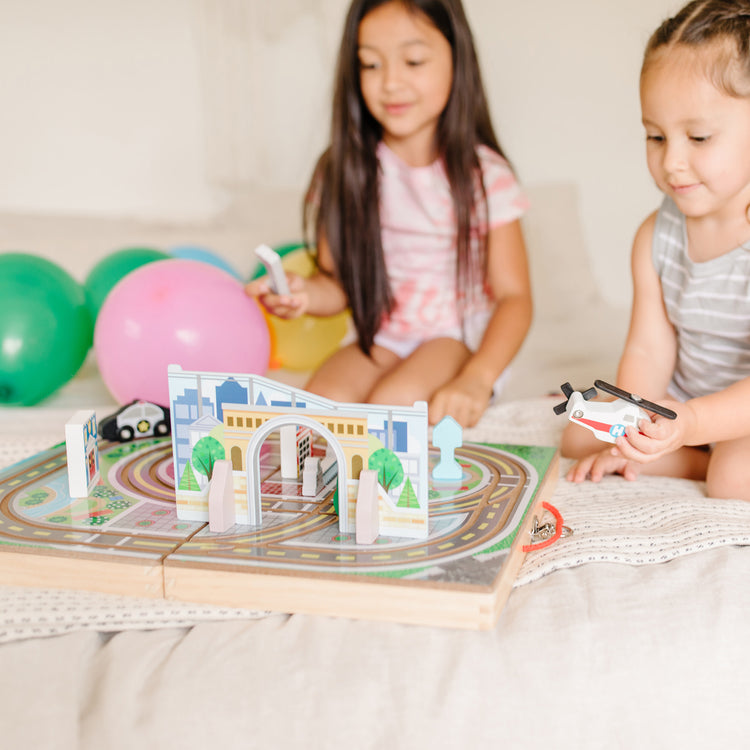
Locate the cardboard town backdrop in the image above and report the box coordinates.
[167,365,432,539]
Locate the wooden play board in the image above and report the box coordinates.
[0,436,558,629]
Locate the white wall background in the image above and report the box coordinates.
[0,0,682,306]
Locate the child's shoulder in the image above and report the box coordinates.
[633,198,687,277]
[475,144,512,173]
[633,209,659,255]
[475,145,528,223]
[475,145,520,192]
[635,197,679,245]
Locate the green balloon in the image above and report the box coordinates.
[0,253,93,406]
[84,247,169,322]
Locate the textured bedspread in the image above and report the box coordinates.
[1,394,749,749]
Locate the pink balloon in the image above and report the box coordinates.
[94,259,270,406]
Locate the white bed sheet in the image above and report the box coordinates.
[2,546,749,749]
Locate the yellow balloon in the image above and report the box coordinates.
[269,248,350,371]
[281,249,316,277]
[269,313,349,371]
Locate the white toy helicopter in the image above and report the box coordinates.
[553,380,677,444]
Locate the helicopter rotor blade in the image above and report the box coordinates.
[553,382,575,415]
[553,382,597,416]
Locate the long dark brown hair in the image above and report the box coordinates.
[304,0,509,354]
[643,0,750,96]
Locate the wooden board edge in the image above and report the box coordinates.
[164,561,497,630]
[486,449,560,624]
[0,547,165,599]
[164,451,561,630]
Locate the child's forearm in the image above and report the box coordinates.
[459,293,532,391]
[616,346,675,400]
[303,272,349,317]
[679,378,750,446]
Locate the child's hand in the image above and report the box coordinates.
[429,373,493,428]
[245,273,308,319]
[566,448,643,483]
[613,399,694,464]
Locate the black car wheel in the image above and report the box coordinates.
[118,425,135,441]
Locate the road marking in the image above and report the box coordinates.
[132,540,174,549]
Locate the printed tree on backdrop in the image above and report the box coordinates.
[368,448,404,492]
[191,436,225,482]
[397,477,418,508]
[178,460,201,491]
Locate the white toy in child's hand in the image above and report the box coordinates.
[253,244,290,296]
[553,380,677,444]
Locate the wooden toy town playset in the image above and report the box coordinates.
[1,244,688,629]
[0,367,564,630]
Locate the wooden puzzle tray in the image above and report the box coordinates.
[0,437,558,629]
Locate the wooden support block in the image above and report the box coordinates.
[65,410,100,498]
[280,424,297,479]
[355,469,379,545]
[208,459,235,533]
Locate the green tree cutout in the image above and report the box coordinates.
[368,448,404,492]
[191,436,225,482]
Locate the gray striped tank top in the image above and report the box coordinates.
[652,196,750,401]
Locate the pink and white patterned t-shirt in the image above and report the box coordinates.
[376,141,528,351]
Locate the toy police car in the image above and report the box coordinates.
[100,400,171,442]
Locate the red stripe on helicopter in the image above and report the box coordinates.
[573,417,616,433]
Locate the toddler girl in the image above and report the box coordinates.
[565,0,750,499]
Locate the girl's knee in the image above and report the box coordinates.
[304,344,387,403]
[705,439,750,500]
[306,367,374,403]
[705,474,750,501]
[367,378,424,407]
